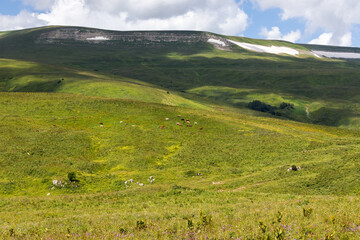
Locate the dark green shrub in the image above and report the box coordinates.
[303,207,313,217]
[248,100,295,118]
[277,211,283,223]
[259,220,267,233]
[280,102,295,110]
[68,172,79,182]
[187,219,194,230]
[274,227,285,240]
[136,220,146,230]
[184,170,197,177]
[248,100,274,113]
[199,211,212,228]
[9,228,15,237]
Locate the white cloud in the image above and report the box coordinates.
[38,0,90,25]
[0,11,46,30]
[309,33,333,45]
[282,30,301,43]
[1,0,248,36]
[260,26,281,39]
[340,32,352,46]
[309,32,352,46]
[254,0,360,46]
[260,26,301,42]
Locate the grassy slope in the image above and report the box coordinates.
[1,27,360,238]
[302,43,360,53]
[0,58,209,110]
[0,92,360,238]
[2,92,359,196]
[0,27,360,127]
[227,35,310,51]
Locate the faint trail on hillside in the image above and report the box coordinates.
[306,106,310,119]
[231,181,268,192]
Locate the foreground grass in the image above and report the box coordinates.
[1,92,359,196]
[1,27,360,239]
[1,189,360,239]
[0,92,360,238]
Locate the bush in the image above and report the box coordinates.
[184,170,197,177]
[279,102,295,110]
[303,207,313,217]
[248,100,274,113]
[248,100,295,118]
[187,219,194,230]
[136,220,146,230]
[68,172,79,182]
[199,211,212,228]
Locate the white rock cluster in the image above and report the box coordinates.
[52,179,66,187]
[125,176,155,187]
[147,176,155,184]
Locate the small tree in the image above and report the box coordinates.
[248,100,274,112]
[68,172,79,182]
[279,102,295,110]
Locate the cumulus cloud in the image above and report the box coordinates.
[254,0,360,46]
[260,26,282,39]
[309,32,352,46]
[340,32,352,46]
[1,0,248,36]
[260,26,301,42]
[0,11,46,30]
[283,30,301,43]
[309,33,333,45]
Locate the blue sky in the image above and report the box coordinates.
[1,0,360,47]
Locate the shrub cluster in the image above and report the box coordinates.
[248,100,294,117]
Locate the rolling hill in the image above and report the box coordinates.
[0,26,360,239]
[1,26,360,128]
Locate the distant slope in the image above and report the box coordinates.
[303,43,360,53]
[0,58,209,109]
[303,43,360,59]
[0,26,360,128]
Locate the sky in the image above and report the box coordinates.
[1,0,360,47]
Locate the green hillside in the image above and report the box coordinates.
[2,92,359,196]
[1,26,360,128]
[0,27,360,238]
[1,92,360,238]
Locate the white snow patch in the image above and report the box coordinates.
[312,50,360,59]
[208,38,226,47]
[228,40,299,56]
[312,52,322,58]
[86,36,110,41]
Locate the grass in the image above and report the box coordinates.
[1,190,360,239]
[1,27,359,127]
[226,35,310,51]
[0,26,360,238]
[0,58,209,109]
[1,92,359,196]
[0,92,359,238]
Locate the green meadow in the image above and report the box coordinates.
[0,27,360,239]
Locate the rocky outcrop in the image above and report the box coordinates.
[36,27,232,50]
